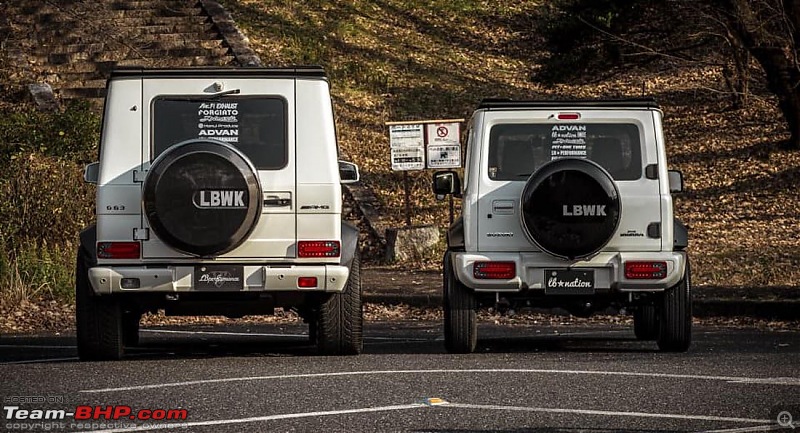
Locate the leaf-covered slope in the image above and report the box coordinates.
[227,0,799,286]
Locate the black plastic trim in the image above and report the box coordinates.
[674,219,689,251]
[645,164,659,179]
[447,216,465,251]
[647,222,661,239]
[478,97,659,110]
[79,224,98,264]
[110,66,327,80]
[340,221,360,269]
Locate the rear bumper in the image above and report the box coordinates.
[452,251,687,293]
[87,265,349,295]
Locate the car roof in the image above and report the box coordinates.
[477,97,659,110]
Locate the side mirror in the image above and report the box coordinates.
[668,170,683,193]
[84,162,99,184]
[339,161,360,184]
[432,170,461,197]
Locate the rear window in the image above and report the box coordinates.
[152,96,287,170]
[487,123,642,180]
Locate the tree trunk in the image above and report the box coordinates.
[750,46,800,149]
[719,0,800,149]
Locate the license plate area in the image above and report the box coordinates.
[544,269,595,295]
[194,265,244,291]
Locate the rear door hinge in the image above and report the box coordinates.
[133,170,147,183]
[133,228,150,241]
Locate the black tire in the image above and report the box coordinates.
[657,261,692,352]
[75,249,124,361]
[443,253,477,354]
[122,311,141,347]
[633,305,659,340]
[308,318,318,343]
[316,253,363,355]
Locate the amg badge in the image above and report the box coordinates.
[193,190,247,209]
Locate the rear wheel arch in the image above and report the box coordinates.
[79,224,97,264]
[340,221,359,270]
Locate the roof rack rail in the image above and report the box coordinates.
[477,97,659,110]
[110,65,327,79]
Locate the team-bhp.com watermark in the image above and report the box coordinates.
[4,397,188,431]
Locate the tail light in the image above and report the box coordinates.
[298,241,340,258]
[625,261,667,279]
[473,261,516,279]
[97,242,140,259]
[298,277,318,288]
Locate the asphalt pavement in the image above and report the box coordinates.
[1,320,799,432]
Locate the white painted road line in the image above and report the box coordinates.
[2,356,79,365]
[0,344,76,349]
[80,368,800,393]
[74,400,780,433]
[77,403,425,433]
[699,424,784,432]
[445,403,774,425]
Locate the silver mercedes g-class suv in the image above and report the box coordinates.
[78,67,362,360]
[433,98,690,353]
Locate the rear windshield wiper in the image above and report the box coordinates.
[160,89,241,102]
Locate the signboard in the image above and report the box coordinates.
[425,122,460,168]
[391,147,425,171]
[387,119,463,171]
[426,123,459,146]
[427,145,461,168]
[389,124,424,149]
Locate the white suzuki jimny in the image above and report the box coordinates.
[433,98,690,353]
[79,67,362,360]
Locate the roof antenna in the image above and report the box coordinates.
[641,80,647,97]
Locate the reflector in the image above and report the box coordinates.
[473,261,516,279]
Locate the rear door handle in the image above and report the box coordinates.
[263,198,291,207]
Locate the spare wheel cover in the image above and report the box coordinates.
[520,158,621,260]
[143,139,262,257]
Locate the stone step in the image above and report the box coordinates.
[108,0,197,10]
[146,32,226,42]
[40,46,230,64]
[33,13,208,28]
[105,7,203,19]
[114,55,234,67]
[37,23,218,42]
[37,31,223,46]
[52,71,110,84]
[43,39,224,55]
[59,87,107,99]
[109,22,217,34]
[59,79,109,90]
[45,61,121,75]
[95,15,209,26]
